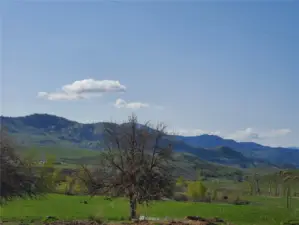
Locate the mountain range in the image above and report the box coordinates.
[1,113,298,169]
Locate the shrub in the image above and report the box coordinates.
[173,192,188,201]
[175,184,186,193]
[88,215,104,224]
[186,181,207,201]
[233,199,250,205]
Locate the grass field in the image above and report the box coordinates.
[1,194,298,225]
[5,146,298,225]
[18,146,101,160]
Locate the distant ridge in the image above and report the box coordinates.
[1,113,299,168]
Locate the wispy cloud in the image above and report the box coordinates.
[37,79,126,101]
[37,92,84,101]
[169,128,221,136]
[227,128,291,141]
[167,127,291,143]
[114,98,149,109]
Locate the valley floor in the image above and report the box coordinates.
[1,194,298,225]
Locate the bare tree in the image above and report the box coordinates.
[253,172,261,195]
[78,114,175,219]
[279,170,299,209]
[0,129,47,204]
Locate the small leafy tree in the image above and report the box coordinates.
[253,173,261,195]
[175,176,187,193]
[186,181,207,201]
[0,130,47,204]
[279,170,299,209]
[35,155,62,192]
[74,168,89,194]
[65,175,76,195]
[176,176,187,187]
[78,114,175,219]
[244,175,254,195]
[244,173,261,196]
[196,169,204,181]
[211,189,218,201]
[272,172,283,196]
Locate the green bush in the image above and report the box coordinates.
[186,181,207,201]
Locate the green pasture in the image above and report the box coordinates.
[17,146,101,160]
[1,194,298,225]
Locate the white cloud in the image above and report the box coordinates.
[170,128,221,136]
[62,79,126,94]
[153,105,165,110]
[264,129,291,138]
[227,128,260,141]
[37,92,84,101]
[37,79,126,101]
[166,127,291,142]
[114,98,149,109]
[227,128,291,141]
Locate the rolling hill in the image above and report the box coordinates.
[176,135,299,168]
[1,113,298,169]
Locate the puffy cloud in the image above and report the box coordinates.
[114,98,149,109]
[38,79,126,101]
[227,128,291,141]
[62,79,126,94]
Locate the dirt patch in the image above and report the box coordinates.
[128,218,230,225]
[44,217,231,225]
[44,220,101,225]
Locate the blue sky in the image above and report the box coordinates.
[1,1,298,147]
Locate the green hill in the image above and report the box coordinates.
[1,113,296,169]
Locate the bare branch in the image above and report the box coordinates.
[80,114,175,219]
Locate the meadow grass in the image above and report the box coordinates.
[1,194,298,225]
[18,146,101,160]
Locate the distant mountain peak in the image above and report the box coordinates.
[197,134,223,139]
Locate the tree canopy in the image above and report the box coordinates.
[0,130,47,204]
[78,114,175,219]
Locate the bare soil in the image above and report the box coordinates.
[43,217,232,225]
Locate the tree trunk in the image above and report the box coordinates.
[268,181,272,196]
[286,186,292,209]
[249,183,253,195]
[275,183,279,196]
[129,196,137,220]
[255,179,261,195]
